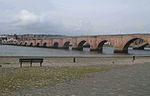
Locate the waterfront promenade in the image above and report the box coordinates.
[0,55,149,68]
[0,56,150,96]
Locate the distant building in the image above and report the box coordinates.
[0,36,7,44]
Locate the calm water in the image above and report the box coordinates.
[0,45,150,56]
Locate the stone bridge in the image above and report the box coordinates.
[17,34,150,53]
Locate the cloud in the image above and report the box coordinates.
[5,9,68,35]
[14,10,42,26]
[0,0,150,35]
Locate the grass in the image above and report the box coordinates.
[0,65,121,95]
[2,63,11,65]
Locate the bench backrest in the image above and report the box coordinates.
[19,58,43,62]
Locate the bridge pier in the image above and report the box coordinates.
[114,50,128,54]
[97,48,103,53]
[133,47,144,50]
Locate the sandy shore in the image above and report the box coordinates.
[0,56,150,68]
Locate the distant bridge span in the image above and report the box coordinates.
[18,34,150,53]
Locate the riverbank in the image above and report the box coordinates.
[0,56,150,96]
[0,56,150,68]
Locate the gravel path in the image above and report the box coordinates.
[14,63,150,96]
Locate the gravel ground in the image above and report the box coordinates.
[14,62,150,96]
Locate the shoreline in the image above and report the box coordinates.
[0,55,149,58]
[0,56,150,68]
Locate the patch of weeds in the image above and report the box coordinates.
[3,63,11,65]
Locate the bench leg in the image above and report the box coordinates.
[73,57,76,63]
[20,62,22,68]
[30,62,32,67]
[40,62,42,67]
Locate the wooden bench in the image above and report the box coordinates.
[19,58,43,67]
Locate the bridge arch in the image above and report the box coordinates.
[36,43,40,47]
[53,42,59,48]
[83,43,91,47]
[78,40,86,50]
[20,42,22,45]
[123,38,148,53]
[43,42,47,47]
[97,40,108,53]
[30,42,33,46]
[24,42,27,46]
[63,41,70,49]
[78,40,91,51]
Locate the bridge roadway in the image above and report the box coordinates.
[9,34,150,53]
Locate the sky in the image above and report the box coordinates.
[0,0,150,36]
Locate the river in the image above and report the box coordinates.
[0,45,150,56]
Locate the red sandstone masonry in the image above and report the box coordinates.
[17,34,150,53]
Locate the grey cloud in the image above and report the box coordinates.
[0,0,150,35]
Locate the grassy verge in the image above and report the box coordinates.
[0,65,122,95]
